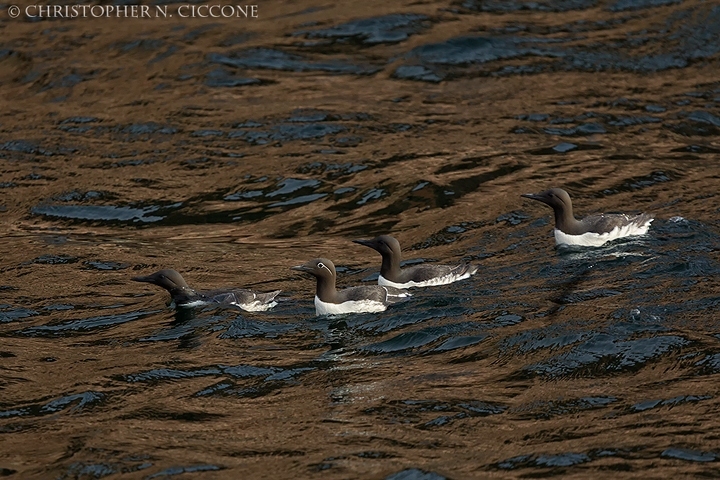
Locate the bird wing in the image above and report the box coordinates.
[205,289,280,305]
[401,263,477,283]
[382,286,412,304]
[582,213,653,234]
[339,285,411,305]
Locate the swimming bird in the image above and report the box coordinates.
[291,258,410,315]
[521,187,653,247]
[132,269,280,312]
[352,235,479,288]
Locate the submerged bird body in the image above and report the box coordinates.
[353,235,478,288]
[291,258,410,315]
[521,188,653,247]
[132,269,280,312]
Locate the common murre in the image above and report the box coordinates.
[521,187,653,247]
[291,258,411,315]
[353,235,479,288]
[132,269,280,312]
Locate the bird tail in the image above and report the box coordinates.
[258,290,282,303]
[459,263,480,277]
[633,213,654,231]
[638,213,653,225]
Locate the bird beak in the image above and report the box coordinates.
[291,265,311,272]
[352,239,373,247]
[521,192,552,205]
[131,275,153,283]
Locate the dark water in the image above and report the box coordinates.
[2,0,720,478]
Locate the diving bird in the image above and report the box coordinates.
[353,235,478,288]
[132,269,280,312]
[521,187,653,247]
[291,258,411,315]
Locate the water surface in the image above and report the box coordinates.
[1,0,720,478]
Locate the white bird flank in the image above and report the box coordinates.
[314,296,388,315]
[313,286,410,315]
[553,217,653,247]
[177,297,277,312]
[378,271,473,289]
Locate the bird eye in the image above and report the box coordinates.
[317,262,325,269]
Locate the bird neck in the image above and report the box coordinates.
[379,252,401,279]
[315,276,336,302]
[554,205,579,232]
[170,286,198,299]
